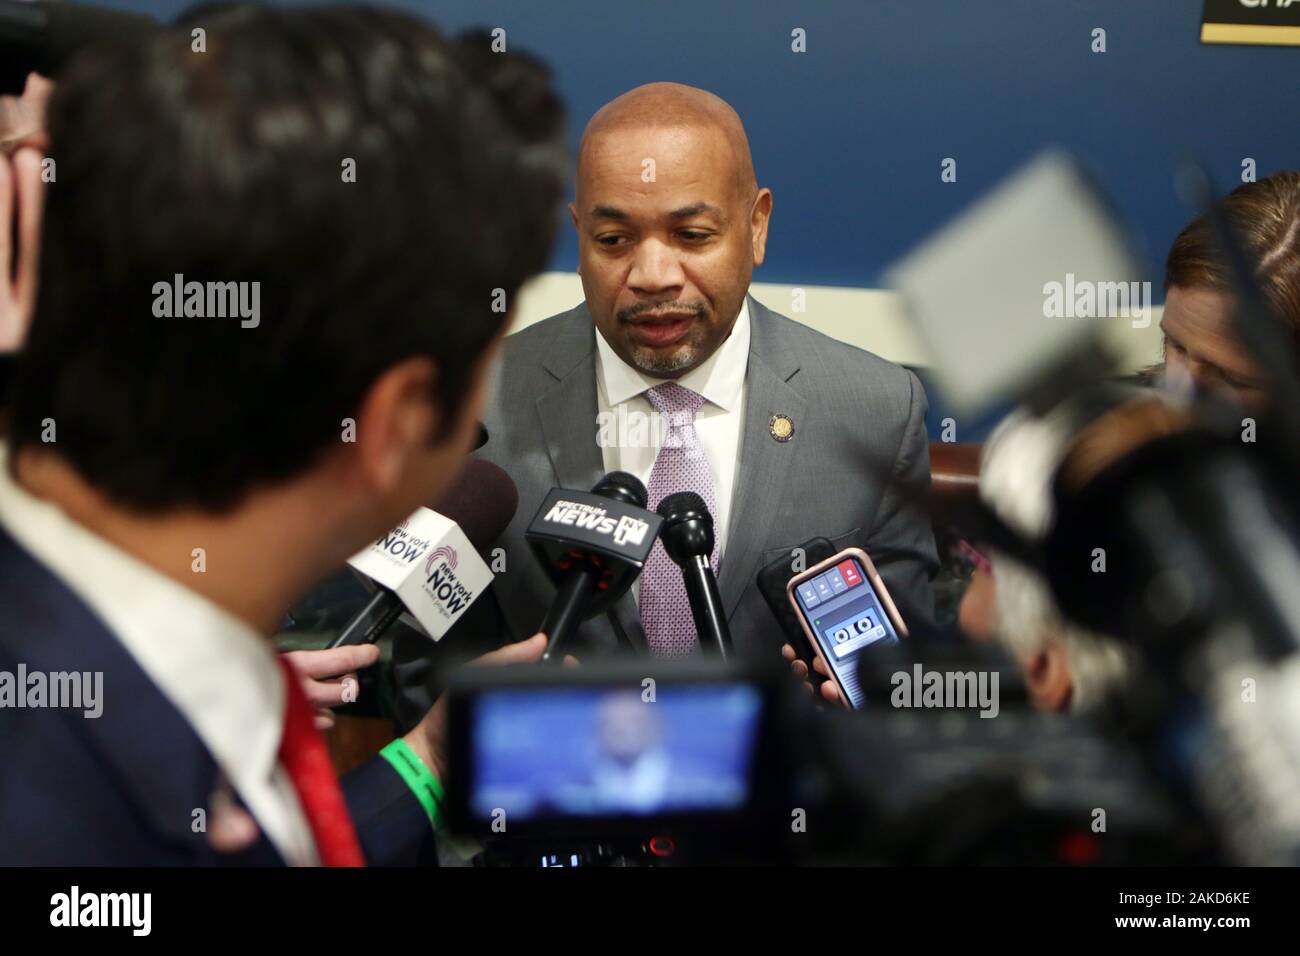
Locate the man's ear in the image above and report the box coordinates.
[750,187,773,267]
[1024,642,1074,713]
[350,356,439,495]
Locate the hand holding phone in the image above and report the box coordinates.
[785,548,907,710]
[780,642,843,705]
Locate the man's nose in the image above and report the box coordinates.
[627,239,686,295]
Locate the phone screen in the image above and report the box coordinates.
[791,557,900,709]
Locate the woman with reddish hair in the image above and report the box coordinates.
[1157,171,1300,408]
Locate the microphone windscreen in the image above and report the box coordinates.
[657,490,707,520]
[591,470,647,508]
[430,459,518,553]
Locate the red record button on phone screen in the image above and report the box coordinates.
[837,560,863,588]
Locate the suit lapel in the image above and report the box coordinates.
[718,297,807,619]
[532,308,645,651]
[0,527,271,861]
[534,304,604,495]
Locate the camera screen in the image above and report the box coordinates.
[467,683,763,822]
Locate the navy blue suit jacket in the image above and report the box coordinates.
[0,527,436,866]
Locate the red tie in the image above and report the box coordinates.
[276,656,366,866]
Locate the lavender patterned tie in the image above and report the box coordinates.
[640,383,719,658]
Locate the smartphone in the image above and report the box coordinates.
[785,548,907,710]
[755,536,837,667]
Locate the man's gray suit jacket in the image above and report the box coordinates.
[475,294,940,660]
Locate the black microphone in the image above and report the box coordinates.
[527,471,662,662]
[328,459,518,648]
[656,491,732,658]
[0,1,160,95]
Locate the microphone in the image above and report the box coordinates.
[656,491,732,658]
[526,471,662,662]
[328,460,517,648]
[0,1,160,95]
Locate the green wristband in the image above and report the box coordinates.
[380,738,445,830]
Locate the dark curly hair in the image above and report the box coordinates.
[7,4,567,512]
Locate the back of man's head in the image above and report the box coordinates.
[7,3,566,512]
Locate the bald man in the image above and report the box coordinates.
[470,83,938,662]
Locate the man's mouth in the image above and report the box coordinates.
[625,311,697,348]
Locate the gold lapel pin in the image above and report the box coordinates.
[768,414,795,442]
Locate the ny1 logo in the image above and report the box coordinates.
[612,515,650,547]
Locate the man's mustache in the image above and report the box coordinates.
[617,300,708,323]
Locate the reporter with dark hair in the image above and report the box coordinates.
[0,4,567,865]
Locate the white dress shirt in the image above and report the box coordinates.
[0,446,319,865]
[595,298,751,601]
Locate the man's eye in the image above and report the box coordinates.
[679,231,709,242]
[596,235,626,247]
[1168,340,1187,355]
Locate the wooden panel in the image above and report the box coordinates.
[930,442,981,498]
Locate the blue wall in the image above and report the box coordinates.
[108,0,1298,290]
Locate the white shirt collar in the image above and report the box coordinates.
[0,445,285,806]
[595,297,751,410]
